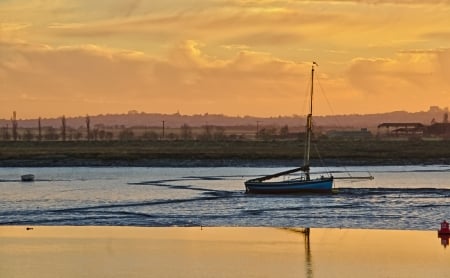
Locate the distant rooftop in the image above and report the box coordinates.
[377,123,424,129]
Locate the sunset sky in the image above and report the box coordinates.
[1,0,450,119]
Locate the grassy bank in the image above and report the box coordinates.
[0,139,449,166]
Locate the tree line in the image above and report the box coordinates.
[2,113,299,142]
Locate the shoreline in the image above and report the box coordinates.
[1,226,449,277]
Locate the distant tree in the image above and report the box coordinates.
[258,127,277,141]
[167,132,178,140]
[1,126,11,141]
[228,133,239,141]
[66,127,75,141]
[38,117,42,141]
[86,114,91,141]
[255,121,261,140]
[22,129,34,141]
[198,125,213,141]
[44,127,59,141]
[105,131,114,141]
[11,111,18,141]
[98,130,106,141]
[279,125,289,138]
[180,124,192,140]
[141,131,159,141]
[118,128,134,141]
[73,130,83,141]
[213,126,227,141]
[92,128,99,141]
[61,115,66,141]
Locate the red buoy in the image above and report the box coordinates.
[438,220,450,235]
[438,221,450,248]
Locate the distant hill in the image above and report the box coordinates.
[2,106,448,130]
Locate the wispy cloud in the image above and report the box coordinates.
[422,32,450,41]
[345,50,450,111]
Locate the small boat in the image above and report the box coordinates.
[21,174,35,182]
[245,62,333,194]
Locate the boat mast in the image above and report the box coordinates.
[303,62,316,180]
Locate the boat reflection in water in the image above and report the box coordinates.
[304,228,313,278]
[281,227,313,278]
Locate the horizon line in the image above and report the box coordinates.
[1,106,448,121]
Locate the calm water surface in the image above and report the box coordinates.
[1,165,449,230]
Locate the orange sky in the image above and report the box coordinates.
[1,0,450,119]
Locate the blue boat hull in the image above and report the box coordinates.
[245,177,333,194]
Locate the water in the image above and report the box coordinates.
[1,165,449,230]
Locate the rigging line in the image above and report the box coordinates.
[316,76,344,128]
[310,117,351,178]
[313,143,332,177]
[311,126,353,179]
[343,165,353,179]
[315,73,362,179]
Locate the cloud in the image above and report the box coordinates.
[0,39,316,117]
[154,41,309,100]
[4,0,444,55]
[344,50,450,112]
[119,0,142,17]
[3,36,450,118]
[422,32,450,41]
[221,44,251,50]
[2,1,450,117]
[42,4,338,45]
[0,39,155,115]
[285,0,450,4]
[46,12,189,38]
[223,0,450,6]
[228,32,303,46]
[0,23,31,31]
[347,50,448,91]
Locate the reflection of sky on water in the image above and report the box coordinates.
[1,227,449,278]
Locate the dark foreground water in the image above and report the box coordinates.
[1,165,449,230]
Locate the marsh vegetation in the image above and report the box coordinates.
[0,139,449,166]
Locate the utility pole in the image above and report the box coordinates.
[38,117,42,141]
[162,120,165,140]
[11,111,18,141]
[86,114,91,141]
[61,115,66,141]
[256,120,261,140]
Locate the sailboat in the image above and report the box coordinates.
[245,62,334,194]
